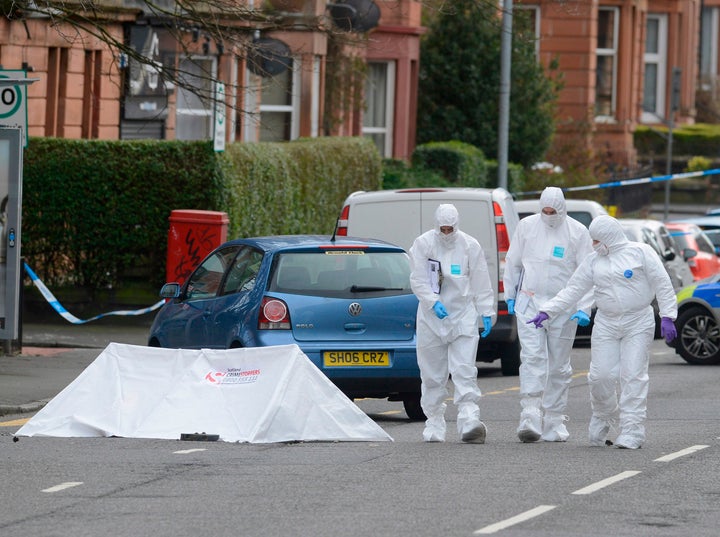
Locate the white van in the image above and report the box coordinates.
[335,187,522,375]
[515,198,609,228]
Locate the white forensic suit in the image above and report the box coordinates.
[503,187,594,442]
[539,215,677,449]
[409,204,496,443]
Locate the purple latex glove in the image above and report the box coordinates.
[661,317,677,343]
[528,311,549,329]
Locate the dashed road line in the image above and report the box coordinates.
[473,505,557,534]
[654,445,709,462]
[42,482,83,493]
[571,470,641,495]
[174,448,207,454]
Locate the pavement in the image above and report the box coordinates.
[0,316,153,416]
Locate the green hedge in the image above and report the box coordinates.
[634,124,720,156]
[382,142,525,192]
[411,140,489,187]
[22,136,381,293]
[221,137,381,238]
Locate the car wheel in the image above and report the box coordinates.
[148,338,161,347]
[500,339,521,376]
[402,394,426,421]
[676,307,720,365]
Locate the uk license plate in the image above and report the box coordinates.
[323,350,390,367]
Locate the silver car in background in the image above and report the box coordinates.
[618,218,696,291]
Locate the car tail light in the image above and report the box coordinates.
[259,297,291,329]
[336,205,349,236]
[494,201,510,313]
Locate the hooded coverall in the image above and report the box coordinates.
[503,187,594,442]
[540,215,677,449]
[409,204,496,442]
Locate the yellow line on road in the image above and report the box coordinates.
[483,370,587,397]
[0,417,30,427]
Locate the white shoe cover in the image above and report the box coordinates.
[614,434,642,449]
[460,420,487,443]
[423,430,445,442]
[423,414,446,442]
[541,414,569,442]
[517,408,542,443]
[588,415,614,447]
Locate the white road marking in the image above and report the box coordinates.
[473,505,557,534]
[654,445,709,462]
[174,448,207,454]
[571,470,641,495]
[42,482,83,493]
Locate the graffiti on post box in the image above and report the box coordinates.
[173,226,219,282]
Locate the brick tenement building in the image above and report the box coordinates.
[518,0,703,168]
[0,0,422,160]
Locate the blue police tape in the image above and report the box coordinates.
[517,167,720,197]
[24,262,165,324]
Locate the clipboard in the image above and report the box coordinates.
[427,258,443,294]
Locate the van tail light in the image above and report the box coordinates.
[336,205,350,236]
[259,297,291,329]
[494,201,510,313]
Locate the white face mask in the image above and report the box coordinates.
[593,242,609,256]
[438,231,457,246]
[541,213,562,228]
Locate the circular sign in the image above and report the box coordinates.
[0,81,21,119]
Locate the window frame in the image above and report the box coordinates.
[243,59,301,142]
[362,61,396,158]
[515,5,541,59]
[641,13,668,123]
[175,55,217,141]
[595,6,619,123]
[700,7,719,90]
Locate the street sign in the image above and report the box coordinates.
[0,70,28,147]
[213,81,226,152]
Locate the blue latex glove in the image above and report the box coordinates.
[433,301,448,319]
[528,311,549,329]
[481,316,492,338]
[570,310,591,327]
[507,299,515,315]
[661,317,677,343]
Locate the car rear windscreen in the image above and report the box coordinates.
[270,251,413,298]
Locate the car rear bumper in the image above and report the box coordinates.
[331,377,422,399]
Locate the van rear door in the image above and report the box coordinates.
[419,194,498,296]
[342,192,423,251]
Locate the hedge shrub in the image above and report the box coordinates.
[22,136,382,294]
[634,124,720,156]
[411,141,489,187]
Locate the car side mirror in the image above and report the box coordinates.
[683,248,697,261]
[160,282,181,299]
[663,249,676,261]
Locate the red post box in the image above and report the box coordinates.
[166,210,230,286]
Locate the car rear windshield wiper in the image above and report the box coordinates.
[350,285,404,292]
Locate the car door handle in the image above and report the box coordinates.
[344,322,366,333]
[203,308,212,318]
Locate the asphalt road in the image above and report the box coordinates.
[0,339,718,537]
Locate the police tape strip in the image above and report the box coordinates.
[517,167,720,197]
[24,262,165,325]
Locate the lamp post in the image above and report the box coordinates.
[663,67,681,221]
[497,0,513,191]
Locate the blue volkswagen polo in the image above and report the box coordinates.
[148,235,423,419]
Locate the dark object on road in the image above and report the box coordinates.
[180,432,220,442]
